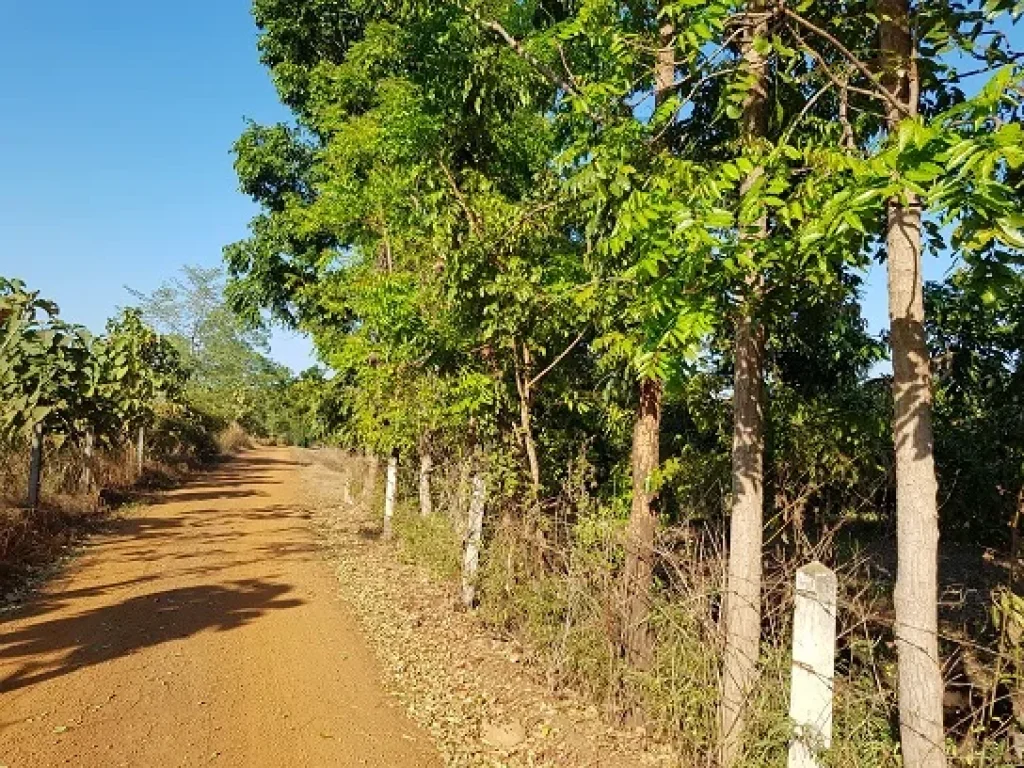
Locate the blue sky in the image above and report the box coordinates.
[0,4,1017,375]
[0,0,316,372]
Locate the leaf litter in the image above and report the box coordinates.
[297,451,680,768]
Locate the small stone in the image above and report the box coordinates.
[481,720,527,750]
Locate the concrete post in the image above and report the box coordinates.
[788,561,838,768]
[461,471,486,607]
[82,429,95,492]
[28,422,43,510]
[383,452,398,538]
[136,425,145,475]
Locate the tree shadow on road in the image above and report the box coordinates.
[0,579,303,694]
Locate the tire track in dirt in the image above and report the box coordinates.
[0,447,440,768]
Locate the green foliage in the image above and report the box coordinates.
[927,267,1024,539]
[0,278,97,440]
[0,279,188,447]
[98,307,188,432]
[227,0,1024,759]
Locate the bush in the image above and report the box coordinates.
[394,502,462,580]
[216,422,252,455]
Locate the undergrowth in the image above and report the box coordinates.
[307,448,1024,767]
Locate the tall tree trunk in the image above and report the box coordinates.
[719,3,769,764]
[383,450,399,538]
[514,341,542,495]
[461,460,487,607]
[720,315,766,765]
[28,422,43,511]
[620,377,663,668]
[419,449,434,517]
[879,2,946,764]
[617,13,675,672]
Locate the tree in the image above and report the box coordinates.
[0,278,97,443]
[132,265,293,436]
[719,3,770,762]
[98,308,187,439]
[876,2,946,762]
[799,4,1024,761]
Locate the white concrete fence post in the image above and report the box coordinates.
[136,425,146,475]
[461,470,487,607]
[342,464,354,506]
[788,561,838,768]
[383,451,399,538]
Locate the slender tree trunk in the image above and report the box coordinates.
[879,2,946,764]
[461,461,487,607]
[419,450,434,517]
[617,13,675,672]
[720,314,766,764]
[136,425,145,476]
[82,429,95,493]
[720,4,769,764]
[383,450,399,538]
[515,341,541,495]
[28,422,43,511]
[620,377,663,668]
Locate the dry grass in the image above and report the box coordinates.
[0,423,234,599]
[381,463,1024,767]
[0,440,138,595]
[216,422,252,455]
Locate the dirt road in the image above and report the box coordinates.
[0,448,441,767]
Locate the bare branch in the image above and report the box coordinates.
[792,28,893,117]
[529,331,586,388]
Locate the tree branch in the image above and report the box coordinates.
[458,4,580,100]
[437,155,482,238]
[781,6,913,118]
[529,331,586,388]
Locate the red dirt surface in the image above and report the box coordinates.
[0,448,441,768]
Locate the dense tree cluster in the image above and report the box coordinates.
[0,278,187,450]
[227,1,1024,764]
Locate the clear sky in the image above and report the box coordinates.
[0,0,317,372]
